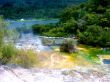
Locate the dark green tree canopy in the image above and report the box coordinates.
[0,0,86,19]
[32,0,110,47]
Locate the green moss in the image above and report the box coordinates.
[66,45,110,64]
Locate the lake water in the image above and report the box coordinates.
[103,59,110,64]
[7,19,59,29]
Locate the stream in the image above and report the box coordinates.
[6,19,59,52]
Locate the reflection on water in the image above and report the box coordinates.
[7,19,59,29]
[103,59,110,64]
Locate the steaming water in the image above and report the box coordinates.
[7,19,59,51]
[15,33,51,52]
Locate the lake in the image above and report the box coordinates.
[6,19,59,29]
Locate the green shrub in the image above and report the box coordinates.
[61,18,78,34]
[0,17,17,64]
[100,29,110,47]
[78,25,110,47]
[1,45,39,68]
[12,50,38,68]
[43,27,67,37]
[0,17,7,47]
[0,44,17,64]
[32,24,55,34]
[60,39,77,53]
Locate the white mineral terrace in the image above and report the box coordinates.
[0,65,110,82]
[15,33,52,52]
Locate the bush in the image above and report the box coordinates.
[12,50,38,68]
[32,24,55,34]
[0,44,17,64]
[43,27,67,37]
[78,25,103,45]
[0,17,18,64]
[63,18,78,34]
[100,29,110,47]
[60,39,77,53]
[0,17,7,47]
[0,45,39,68]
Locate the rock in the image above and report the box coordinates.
[0,65,110,82]
[0,66,23,82]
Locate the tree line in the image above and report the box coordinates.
[32,0,110,47]
[0,0,86,19]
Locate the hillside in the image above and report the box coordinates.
[0,0,86,19]
[32,0,110,47]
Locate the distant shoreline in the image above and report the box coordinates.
[5,18,59,22]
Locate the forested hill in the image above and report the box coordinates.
[0,0,86,19]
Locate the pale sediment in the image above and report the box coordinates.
[0,65,110,82]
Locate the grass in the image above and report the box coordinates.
[0,44,39,68]
[11,50,39,68]
[0,44,18,64]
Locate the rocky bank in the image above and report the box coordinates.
[0,65,110,82]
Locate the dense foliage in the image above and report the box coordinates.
[32,0,110,47]
[0,0,86,19]
[0,17,17,64]
[60,39,77,53]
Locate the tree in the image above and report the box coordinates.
[88,0,110,7]
[85,13,99,25]
[100,29,110,47]
[60,6,79,22]
[78,25,103,46]
[63,18,78,34]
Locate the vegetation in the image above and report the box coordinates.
[60,39,77,53]
[0,17,17,64]
[74,44,110,64]
[33,0,110,47]
[1,44,17,64]
[0,0,110,67]
[0,0,86,19]
[0,17,38,67]
[12,50,38,68]
[32,24,53,34]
